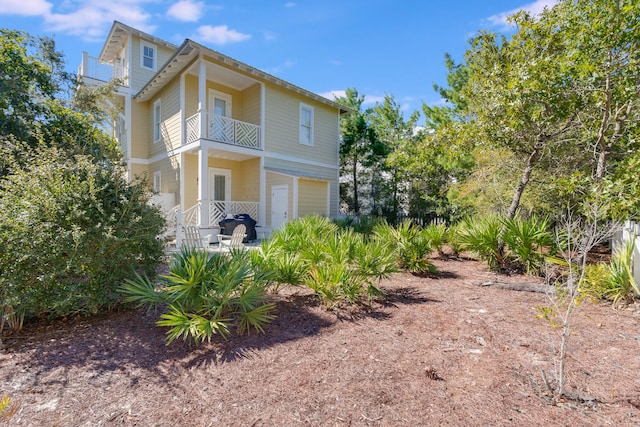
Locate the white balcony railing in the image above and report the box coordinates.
[78,52,128,85]
[185,111,261,149]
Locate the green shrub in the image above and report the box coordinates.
[501,216,553,274]
[454,214,553,274]
[579,262,610,299]
[0,149,165,323]
[373,220,437,275]
[120,248,275,344]
[424,223,448,257]
[455,215,506,270]
[260,216,397,307]
[604,240,639,305]
[446,223,465,257]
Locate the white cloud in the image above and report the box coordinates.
[319,90,345,100]
[39,0,155,41]
[263,31,277,41]
[284,2,296,7]
[364,95,385,105]
[192,25,251,45]
[0,0,51,16]
[486,0,560,29]
[167,0,204,22]
[266,59,295,75]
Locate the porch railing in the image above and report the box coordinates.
[183,203,200,226]
[78,52,127,85]
[185,111,261,149]
[209,201,260,225]
[182,201,260,227]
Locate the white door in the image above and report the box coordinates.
[209,168,231,223]
[271,185,288,230]
[209,90,232,142]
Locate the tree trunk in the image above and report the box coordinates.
[507,142,543,219]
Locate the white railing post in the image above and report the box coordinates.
[175,209,184,250]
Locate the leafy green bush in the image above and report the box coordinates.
[454,214,553,273]
[255,216,397,307]
[120,248,275,344]
[0,149,165,322]
[424,223,447,257]
[455,215,506,270]
[501,216,554,274]
[373,220,437,275]
[446,222,465,257]
[604,240,639,305]
[334,215,387,235]
[579,262,610,299]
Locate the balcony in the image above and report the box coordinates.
[185,111,261,149]
[77,52,128,86]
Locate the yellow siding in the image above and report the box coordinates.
[264,157,338,218]
[264,85,339,165]
[184,74,198,119]
[149,156,180,196]
[238,158,260,201]
[183,153,198,209]
[130,100,148,159]
[298,179,328,217]
[130,163,149,183]
[149,77,181,157]
[129,35,175,92]
[265,172,293,228]
[183,76,260,126]
[241,83,261,125]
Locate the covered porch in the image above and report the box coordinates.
[176,146,265,243]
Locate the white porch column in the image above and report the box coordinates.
[198,58,207,139]
[259,157,266,226]
[198,148,209,227]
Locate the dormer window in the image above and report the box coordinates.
[141,41,156,71]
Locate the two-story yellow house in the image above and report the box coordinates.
[78,21,347,241]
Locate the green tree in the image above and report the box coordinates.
[0,30,165,324]
[563,0,640,182]
[462,10,584,219]
[369,95,419,222]
[335,88,383,215]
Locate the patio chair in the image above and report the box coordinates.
[182,225,212,251]
[217,224,247,251]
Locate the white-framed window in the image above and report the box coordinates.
[141,41,156,71]
[153,171,161,192]
[299,103,314,146]
[153,99,161,143]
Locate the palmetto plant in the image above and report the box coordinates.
[604,239,639,305]
[424,223,448,257]
[501,215,553,274]
[119,247,275,345]
[261,216,397,307]
[455,215,505,270]
[373,220,437,275]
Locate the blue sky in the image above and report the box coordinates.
[1,0,558,122]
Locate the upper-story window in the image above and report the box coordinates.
[299,103,314,146]
[153,99,161,143]
[141,41,156,71]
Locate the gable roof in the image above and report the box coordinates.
[99,21,349,114]
[99,21,178,63]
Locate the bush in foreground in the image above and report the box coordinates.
[0,149,165,323]
[120,248,275,345]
